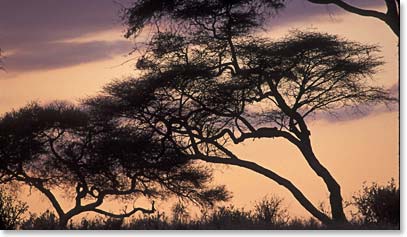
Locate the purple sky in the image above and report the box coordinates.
[0,0,385,72]
[0,0,398,219]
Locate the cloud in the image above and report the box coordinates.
[0,0,386,49]
[310,82,399,123]
[313,104,397,123]
[0,0,136,72]
[3,40,133,72]
[0,0,133,49]
[267,0,386,30]
[0,0,387,73]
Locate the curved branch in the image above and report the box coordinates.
[236,127,301,146]
[190,154,332,225]
[308,0,399,36]
[93,201,156,219]
[15,174,65,218]
[195,126,300,147]
[308,0,387,20]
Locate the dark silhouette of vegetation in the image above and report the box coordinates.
[116,2,396,226]
[17,193,399,230]
[20,195,297,230]
[124,0,286,39]
[308,0,399,37]
[0,188,27,230]
[89,4,396,224]
[0,102,230,229]
[0,0,398,230]
[351,179,399,227]
[21,210,60,230]
[171,202,191,225]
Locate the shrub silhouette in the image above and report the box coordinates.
[253,196,288,227]
[352,179,399,227]
[171,202,190,225]
[17,192,400,230]
[21,210,59,230]
[0,188,27,230]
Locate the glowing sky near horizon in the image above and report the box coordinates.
[0,0,398,219]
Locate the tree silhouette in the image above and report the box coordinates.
[101,1,395,226]
[87,28,395,226]
[308,0,399,38]
[0,102,230,229]
[87,0,396,225]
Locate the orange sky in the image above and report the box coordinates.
[0,2,398,220]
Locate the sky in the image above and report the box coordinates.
[0,0,399,220]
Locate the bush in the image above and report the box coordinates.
[21,210,59,230]
[253,196,289,227]
[286,217,323,230]
[76,216,124,230]
[202,195,288,229]
[127,212,171,230]
[171,202,190,225]
[0,188,28,230]
[206,205,253,229]
[352,179,399,227]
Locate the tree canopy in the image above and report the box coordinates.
[124,0,285,38]
[82,0,396,226]
[85,26,395,225]
[0,102,230,228]
[0,0,398,229]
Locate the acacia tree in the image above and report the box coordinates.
[85,0,396,226]
[308,0,399,38]
[0,102,229,229]
[87,29,394,226]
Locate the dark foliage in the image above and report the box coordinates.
[117,0,397,226]
[21,210,60,230]
[352,179,399,227]
[0,188,27,230]
[0,102,230,228]
[21,195,292,230]
[19,193,399,230]
[124,0,286,38]
[86,27,395,225]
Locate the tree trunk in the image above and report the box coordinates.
[297,141,348,224]
[58,215,69,229]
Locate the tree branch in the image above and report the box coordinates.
[15,174,65,218]
[93,201,155,218]
[308,0,399,36]
[308,0,387,20]
[189,154,332,225]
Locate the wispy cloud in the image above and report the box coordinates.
[0,0,134,72]
[0,0,386,73]
[0,0,131,49]
[4,40,132,72]
[271,0,386,28]
[310,83,399,123]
